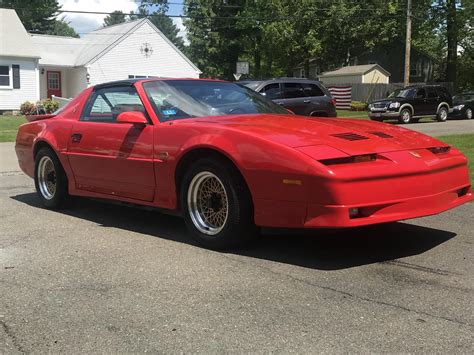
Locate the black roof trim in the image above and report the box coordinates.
[93,79,141,90]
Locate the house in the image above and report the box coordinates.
[0,9,201,111]
[0,9,41,111]
[318,64,390,85]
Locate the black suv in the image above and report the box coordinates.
[368,85,453,124]
[240,78,337,117]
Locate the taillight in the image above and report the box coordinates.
[320,154,377,165]
[427,146,450,154]
[330,98,337,107]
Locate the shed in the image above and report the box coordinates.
[319,64,390,85]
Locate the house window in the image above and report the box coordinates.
[0,65,10,87]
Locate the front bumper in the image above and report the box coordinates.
[448,108,467,119]
[253,149,472,229]
[305,185,472,228]
[368,111,399,119]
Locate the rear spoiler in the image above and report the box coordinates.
[25,114,56,122]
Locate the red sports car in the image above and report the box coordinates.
[15,79,472,249]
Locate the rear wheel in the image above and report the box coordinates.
[466,108,473,119]
[437,106,448,122]
[398,108,412,124]
[34,147,69,209]
[180,158,255,250]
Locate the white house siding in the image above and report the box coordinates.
[362,69,389,84]
[64,67,87,98]
[320,74,362,85]
[0,57,39,110]
[88,21,199,86]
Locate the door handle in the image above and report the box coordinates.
[303,100,311,103]
[71,133,82,143]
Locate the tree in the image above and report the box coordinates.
[103,10,127,27]
[48,18,79,37]
[102,1,185,50]
[1,0,60,33]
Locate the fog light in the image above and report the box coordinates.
[349,207,360,219]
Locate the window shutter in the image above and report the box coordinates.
[12,65,20,89]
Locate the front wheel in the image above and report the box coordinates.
[180,158,255,250]
[437,106,448,122]
[465,107,473,119]
[398,108,412,124]
[34,147,69,209]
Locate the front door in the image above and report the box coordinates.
[47,71,62,98]
[66,85,155,202]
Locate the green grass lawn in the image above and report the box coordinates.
[0,115,27,142]
[337,110,369,119]
[437,134,474,181]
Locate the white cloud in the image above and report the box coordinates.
[58,0,139,35]
[172,17,188,45]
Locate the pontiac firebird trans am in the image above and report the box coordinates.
[15,79,472,249]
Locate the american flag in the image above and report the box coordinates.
[327,86,352,110]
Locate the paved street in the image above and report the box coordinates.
[1,141,473,352]
[396,119,474,136]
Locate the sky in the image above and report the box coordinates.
[58,0,187,40]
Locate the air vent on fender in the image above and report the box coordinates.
[369,131,393,138]
[331,132,369,141]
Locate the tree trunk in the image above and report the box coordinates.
[446,0,457,88]
[254,35,261,79]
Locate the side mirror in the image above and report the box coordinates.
[116,111,147,126]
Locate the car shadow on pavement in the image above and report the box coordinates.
[12,193,456,271]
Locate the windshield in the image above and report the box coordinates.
[388,88,416,99]
[453,94,474,103]
[142,80,288,121]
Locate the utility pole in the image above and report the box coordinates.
[403,0,412,87]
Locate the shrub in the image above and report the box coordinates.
[350,101,368,111]
[20,101,36,115]
[42,98,59,114]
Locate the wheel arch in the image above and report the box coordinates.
[174,147,254,211]
[399,103,414,115]
[437,102,449,112]
[33,139,56,159]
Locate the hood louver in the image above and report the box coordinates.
[331,132,369,141]
[370,131,393,138]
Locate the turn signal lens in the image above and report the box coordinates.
[427,146,450,154]
[349,207,360,219]
[320,154,377,165]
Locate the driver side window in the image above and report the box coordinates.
[416,88,426,99]
[81,86,145,122]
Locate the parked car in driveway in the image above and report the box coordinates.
[15,79,472,250]
[449,92,473,120]
[368,85,453,124]
[240,78,337,117]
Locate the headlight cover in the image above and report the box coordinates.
[389,102,401,109]
[453,104,465,110]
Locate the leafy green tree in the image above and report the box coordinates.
[48,18,78,37]
[0,0,60,33]
[103,10,127,27]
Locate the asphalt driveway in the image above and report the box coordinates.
[1,142,473,352]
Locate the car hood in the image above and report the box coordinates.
[189,114,445,156]
[370,98,408,105]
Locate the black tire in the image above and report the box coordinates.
[398,108,412,124]
[437,106,448,122]
[180,157,255,250]
[34,147,69,209]
[465,107,473,120]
